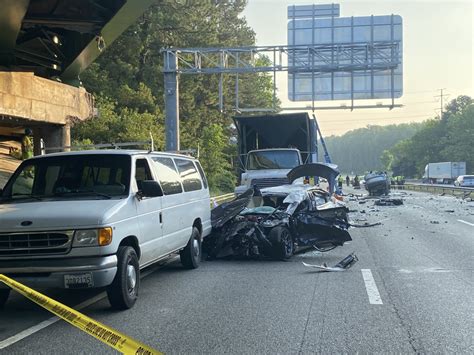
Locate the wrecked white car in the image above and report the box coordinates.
[204,164,352,260]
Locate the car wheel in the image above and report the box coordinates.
[270,226,294,260]
[0,288,10,309]
[180,227,201,269]
[107,246,140,310]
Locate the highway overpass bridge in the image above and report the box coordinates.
[0,0,156,154]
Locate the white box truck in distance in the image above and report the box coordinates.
[422,162,466,184]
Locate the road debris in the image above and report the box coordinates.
[374,198,404,206]
[348,221,383,227]
[302,253,358,272]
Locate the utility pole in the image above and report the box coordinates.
[434,88,448,120]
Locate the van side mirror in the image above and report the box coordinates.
[139,180,163,198]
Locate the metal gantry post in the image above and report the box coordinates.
[163,50,180,151]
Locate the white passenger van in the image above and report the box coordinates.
[0,150,211,309]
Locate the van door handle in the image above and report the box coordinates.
[159,212,163,224]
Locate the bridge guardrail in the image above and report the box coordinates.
[392,183,473,199]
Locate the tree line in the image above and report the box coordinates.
[382,96,473,177]
[324,123,422,175]
[324,95,473,178]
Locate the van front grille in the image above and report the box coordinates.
[0,231,73,256]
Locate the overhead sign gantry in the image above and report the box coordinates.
[161,3,403,151]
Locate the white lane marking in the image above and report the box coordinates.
[0,292,105,349]
[361,269,383,305]
[0,258,171,349]
[457,219,474,227]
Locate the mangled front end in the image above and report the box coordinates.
[204,164,353,260]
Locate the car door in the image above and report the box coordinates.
[133,157,163,265]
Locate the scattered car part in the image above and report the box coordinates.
[374,198,403,206]
[302,253,358,272]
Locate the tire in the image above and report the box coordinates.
[107,246,140,310]
[270,226,294,260]
[0,288,10,309]
[180,227,201,269]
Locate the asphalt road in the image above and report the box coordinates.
[1,189,473,354]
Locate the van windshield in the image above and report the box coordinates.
[1,154,131,202]
[247,150,301,170]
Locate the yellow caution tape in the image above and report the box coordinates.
[0,274,162,355]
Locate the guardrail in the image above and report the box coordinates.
[210,192,235,207]
[392,183,473,199]
[213,184,474,204]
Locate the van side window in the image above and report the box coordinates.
[174,159,202,192]
[195,161,208,189]
[135,159,153,190]
[151,157,183,195]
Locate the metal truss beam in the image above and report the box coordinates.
[161,42,402,151]
[162,42,400,75]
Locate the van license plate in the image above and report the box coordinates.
[64,273,93,288]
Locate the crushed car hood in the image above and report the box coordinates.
[211,188,253,228]
[287,163,339,183]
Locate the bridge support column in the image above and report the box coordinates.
[34,124,70,154]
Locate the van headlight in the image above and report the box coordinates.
[73,228,112,247]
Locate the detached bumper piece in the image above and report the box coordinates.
[302,253,358,272]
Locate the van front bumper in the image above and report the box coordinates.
[0,255,117,289]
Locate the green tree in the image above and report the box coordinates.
[73,1,278,192]
[199,124,235,194]
[388,96,473,177]
[324,123,422,174]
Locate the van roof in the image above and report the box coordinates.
[28,150,197,160]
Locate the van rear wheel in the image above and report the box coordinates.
[180,227,201,269]
[107,246,139,310]
[0,288,10,308]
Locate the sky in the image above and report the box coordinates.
[242,0,474,136]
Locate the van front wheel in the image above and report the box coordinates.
[180,227,201,269]
[107,246,140,310]
[0,288,10,309]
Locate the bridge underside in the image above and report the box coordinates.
[0,0,156,154]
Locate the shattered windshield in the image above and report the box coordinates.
[247,150,300,170]
[1,154,131,202]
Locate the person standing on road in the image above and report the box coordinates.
[337,175,343,189]
[346,175,350,186]
[21,128,33,160]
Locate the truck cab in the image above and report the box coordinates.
[233,113,318,195]
[235,148,303,194]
